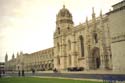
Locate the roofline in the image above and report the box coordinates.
[106,5,125,15]
[112,0,125,7]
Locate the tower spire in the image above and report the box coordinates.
[92,7,96,30]
[92,7,95,18]
[92,7,94,13]
[86,16,89,27]
[100,9,103,18]
[86,16,88,23]
[63,4,65,9]
[5,52,8,62]
[12,53,15,59]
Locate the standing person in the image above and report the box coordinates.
[22,70,25,76]
[32,68,35,75]
[18,70,20,76]
[0,70,1,78]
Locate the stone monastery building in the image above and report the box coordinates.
[5,0,125,73]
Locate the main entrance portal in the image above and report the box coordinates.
[92,47,101,69]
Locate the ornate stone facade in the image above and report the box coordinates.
[54,5,112,71]
[53,0,125,73]
[5,0,125,73]
[5,48,54,71]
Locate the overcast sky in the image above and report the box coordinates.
[0,0,122,62]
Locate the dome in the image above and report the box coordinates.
[57,5,72,17]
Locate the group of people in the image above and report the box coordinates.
[18,70,25,76]
[18,69,35,76]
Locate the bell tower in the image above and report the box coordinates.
[54,5,74,70]
[55,5,74,34]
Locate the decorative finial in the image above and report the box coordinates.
[92,7,95,14]
[12,53,15,59]
[5,52,8,62]
[6,52,8,56]
[86,16,88,22]
[92,7,96,19]
[63,4,65,9]
[86,16,89,27]
[100,9,102,18]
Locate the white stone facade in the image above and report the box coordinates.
[54,5,112,71]
[5,48,54,71]
[108,0,125,73]
[5,0,125,73]
[54,0,125,73]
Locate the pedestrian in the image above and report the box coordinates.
[0,70,1,78]
[22,70,25,76]
[32,69,35,75]
[18,70,20,76]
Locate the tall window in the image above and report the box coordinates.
[58,27,60,34]
[93,33,98,43]
[68,40,71,50]
[69,55,71,66]
[57,43,60,52]
[79,35,84,57]
[57,56,60,65]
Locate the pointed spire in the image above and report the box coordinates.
[5,52,8,56]
[92,7,95,14]
[86,16,89,27]
[92,7,96,30]
[63,4,65,9]
[86,16,88,23]
[5,52,8,62]
[12,53,15,59]
[100,9,103,18]
[92,7,96,18]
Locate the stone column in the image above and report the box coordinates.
[99,11,107,69]
[60,36,67,70]
[85,17,91,70]
[71,33,77,67]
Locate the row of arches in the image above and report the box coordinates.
[25,63,54,71]
[56,47,101,70]
[56,33,100,69]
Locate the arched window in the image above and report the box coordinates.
[79,35,84,57]
[67,26,70,30]
[68,40,71,50]
[57,56,60,65]
[69,55,71,66]
[93,33,98,43]
[57,43,60,52]
[58,27,60,34]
